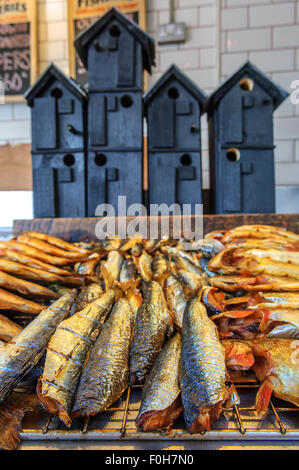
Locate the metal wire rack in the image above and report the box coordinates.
[21,377,299,442]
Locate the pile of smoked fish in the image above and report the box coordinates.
[0,227,298,450]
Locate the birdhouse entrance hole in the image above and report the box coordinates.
[168,87,180,99]
[239,78,254,92]
[121,95,133,108]
[181,154,192,166]
[109,24,121,37]
[63,154,75,166]
[226,148,240,162]
[51,88,63,99]
[95,153,107,166]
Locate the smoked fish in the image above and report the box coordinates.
[180,299,228,433]
[0,291,76,404]
[38,290,115,427]
[73,298,134,418]
[0,314,22,342]
[137,333,182,431]
[130,281,172,384]
[0,288,45,315]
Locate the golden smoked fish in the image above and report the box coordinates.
[137,333,182,431]
[73,298,134,418]
[22,232,89,254]
[101,251,123,289]
[17,234,88,260]
[248,292,299,310]
[236,249,299,266]
[0,241,78,266]
[180,299,229,433]
[210,275,299,293]
[130,281,172,384]
[0,314,22,342]
[0,247,74,275]
[0,288,45,315]
[0,291,76,404]
[75,283,104,312]
[0,258,83,287]
[249,339,299,412]
[0,271,58,299]
[38,290,115,427]
[166,275,186,330]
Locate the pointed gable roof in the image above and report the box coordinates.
[206,61,288,113]
[144,64,207,110]
[74,7,155,74]
[24,63,87,106]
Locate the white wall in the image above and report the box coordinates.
[221,0,299,187]
[1,0,299,190]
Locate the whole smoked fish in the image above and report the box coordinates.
[38,290,115,427]
[180,299,229,433]
[73,298,134,418]
[0,291,76,404]
[130,281,172,384]
[137,333,182,431]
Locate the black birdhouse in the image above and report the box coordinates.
[206,61,288,214]
[25,63,87,218]
[144,65,207,209]
[75,8,155,216]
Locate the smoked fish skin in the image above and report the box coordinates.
[0,291,77,404]
[249,339,299,412]
[180,299,227,433]
[0,314,22,342]
[72,298,134,418]
[130,280,172,385]
[137,333,182,431]
[37,290,115,427]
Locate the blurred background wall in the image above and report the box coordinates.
[0,0,299,224]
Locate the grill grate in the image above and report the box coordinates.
[21,379,299,442]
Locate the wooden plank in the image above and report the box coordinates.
[13,214,299,242]
[0,144,32,190]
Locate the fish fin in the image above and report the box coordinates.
[100,264,115,290]
[0,393,42,450]
[255,378,274,416]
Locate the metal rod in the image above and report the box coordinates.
[42,415,54,435]
[234,405,246,435]
[82,417,90,435]
[120,386,131,438]
[270,401,287,435]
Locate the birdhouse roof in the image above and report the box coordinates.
[74,7,155,74]
[144,64,207,110]
[24,63,87,106]
[206,61,288,113]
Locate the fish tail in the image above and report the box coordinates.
[255,378,274,416]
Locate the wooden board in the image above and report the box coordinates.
[13,213,299,242]
[0,143,32,190]
[0,0,38,103]
[67,0,146,89]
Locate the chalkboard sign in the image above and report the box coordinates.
[0,0,37,102]
[68,0,145,89]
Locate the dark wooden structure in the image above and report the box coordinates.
[206,61,288,215]
[74,8,155,216]
[13,214,299,242]
[144,65,207,210]
[25,63,88,218]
